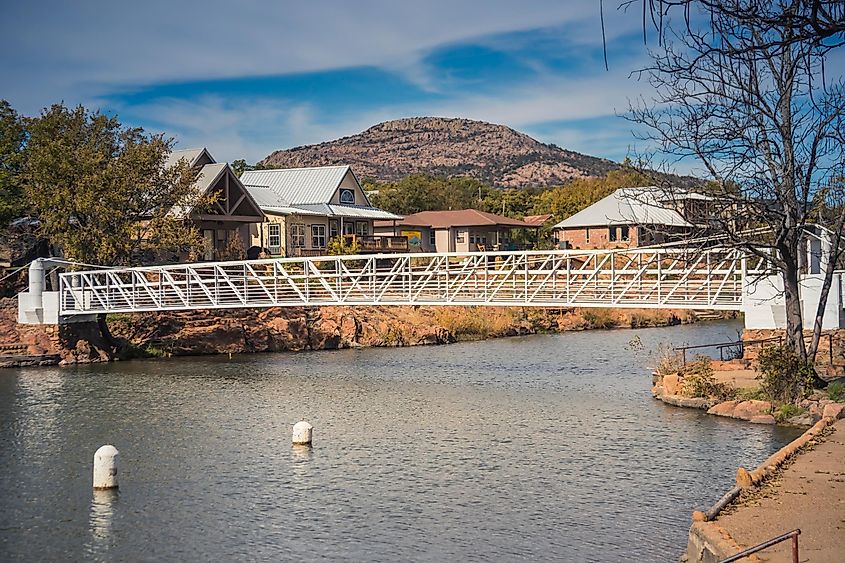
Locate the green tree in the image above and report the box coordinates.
[532,168,653,219]
[0,100,26,225]
[231,159,254,177]
[23,103,210,266]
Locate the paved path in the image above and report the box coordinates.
[716,419,845,562]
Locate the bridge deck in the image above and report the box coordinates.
[57,248,767,315]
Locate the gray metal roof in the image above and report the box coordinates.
[553,187,694,229]
[165,148,214,169]
[240,165,351,205]
[193,163,228,194]
[327,204,402,220]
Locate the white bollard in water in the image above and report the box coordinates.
[292,421,313,446]
[93,445,119,489]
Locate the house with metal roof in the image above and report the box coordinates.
[166,148,265,260]
[241,166,403,256]
[374,209,538,252]
[552,187,710,249]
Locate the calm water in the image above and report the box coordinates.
[0,320,800,562]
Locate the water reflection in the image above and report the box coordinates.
[87,489,118,554]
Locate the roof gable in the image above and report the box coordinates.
[166,147,216,169]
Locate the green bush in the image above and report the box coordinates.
[755,345,815,404]
[681,356,735,401]
[828,381,845,402]
[774,403,806,423]
[326,236,360,256]
[736,387,769,401]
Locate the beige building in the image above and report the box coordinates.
[374,209,537,253]
[166,148,265,260]
[242,166,402,257]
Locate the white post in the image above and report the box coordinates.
[292,421,313,446]
[28,259,45,310]
[93,445,119,489]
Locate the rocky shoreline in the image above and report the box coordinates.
[0,297,706,367]
[652,361,845,427]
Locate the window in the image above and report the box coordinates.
[343,221,355,235]
[268,223,281,251]
[609,226,617,242]
[429,230,436,245]
[356,221,369,236]
[290,223,305,248]
[339,189,355,205]
[456,231,465,243]
[329,220,339,238]
[585,227,590,243]
[621,225,630,241]
[469,233,476,244]
[311,224,326,248]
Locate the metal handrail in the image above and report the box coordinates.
[718,529,800,563]
[674,333,835,365]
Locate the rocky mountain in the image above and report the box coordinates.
[261,117,622,188]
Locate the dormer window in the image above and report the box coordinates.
[339,189,355,205]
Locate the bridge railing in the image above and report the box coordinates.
[57,248,771,315]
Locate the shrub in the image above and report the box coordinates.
[774,404,806,423]
[755,345,815,405]
[582,308,617,329]
[736,387,768,401]
[681,356,735,400]
[828,381,845,402]
[327,236,360,256]
[654,343,685,377]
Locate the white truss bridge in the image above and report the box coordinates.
[50,247,770,317]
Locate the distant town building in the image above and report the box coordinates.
[552,187,711,250]
[522,213,555,228]
[166,148,265,261]
[241,165,402,257]
[374,209,537,252]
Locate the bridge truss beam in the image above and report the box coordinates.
[57,248,770,316]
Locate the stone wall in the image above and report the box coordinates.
[0,297,112,367]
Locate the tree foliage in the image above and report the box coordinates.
[22,103,211,265]
[0,100,26,225]
[368,168,656,232]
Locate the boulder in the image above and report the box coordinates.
[822,403,845,420]
[662,373,683,396]
[732,400,773,421]
[749,414,776,425]
[707,400,741,417]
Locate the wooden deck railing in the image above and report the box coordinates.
[343,235,409,253]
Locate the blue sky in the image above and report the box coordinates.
[2,1,673,168]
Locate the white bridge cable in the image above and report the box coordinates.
[56,247,769,315]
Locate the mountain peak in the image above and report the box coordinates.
[262,116,620,187]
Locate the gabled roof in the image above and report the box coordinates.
[193,163,229,194]
[240,165,355,205]
[380,209,536,229]
[241,165,401,220]
[553,187,693,229]
[165,147,215,169]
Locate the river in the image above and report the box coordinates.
[0,320,801,562]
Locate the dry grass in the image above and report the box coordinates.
[430,306,523,338]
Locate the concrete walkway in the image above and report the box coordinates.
[715,419,845,562]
